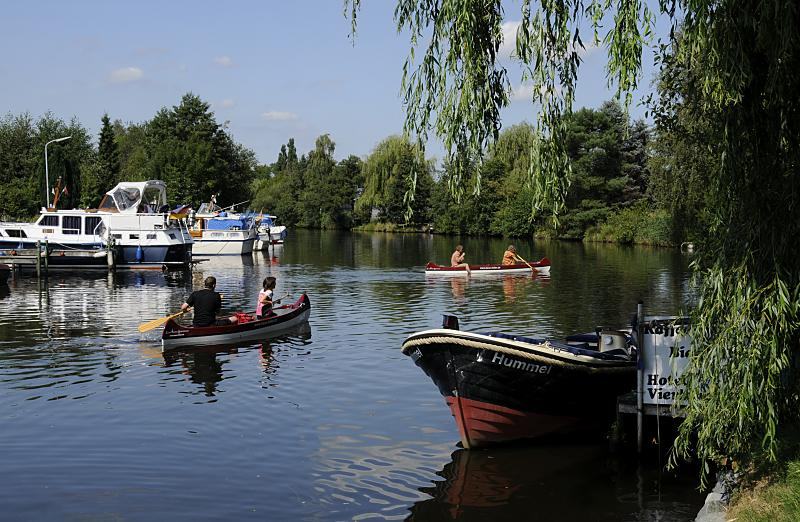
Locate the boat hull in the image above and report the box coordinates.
[191,238,255,255]
[425,258,551,276]
[162,294,311,350]
[401,329,635,448]
[118,244,192,265]
[0,241,192,269]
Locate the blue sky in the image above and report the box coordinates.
[1,1,666,165]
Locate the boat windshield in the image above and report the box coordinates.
[197,202,221,214]
[98,195,118,212]
[113,188,141,211]
[142,186,166,212]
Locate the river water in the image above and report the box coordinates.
[0,230,705,520]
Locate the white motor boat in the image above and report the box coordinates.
[189,203,257,255]
[254,214,287,251]
[0,180,193,269]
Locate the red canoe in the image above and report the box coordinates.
[161,293,311,351]
[425,257,551,276]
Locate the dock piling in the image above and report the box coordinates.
[636,301,644,454]
[35,241,41,278]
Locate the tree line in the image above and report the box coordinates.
[0,93,256,219]
[3,91,694,250]
[252,99,677,245]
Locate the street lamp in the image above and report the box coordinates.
[45,135,72,208]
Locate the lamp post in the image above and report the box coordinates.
[45,136,72,208]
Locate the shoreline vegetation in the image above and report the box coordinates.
[727,461,800,521]
[2,97,696,249]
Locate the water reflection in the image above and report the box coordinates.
[409,446,706,521]
[160,323,312,397]
[0,231,700,521]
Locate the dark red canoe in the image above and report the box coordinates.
[161,293,311,351]
[425,257,551,276]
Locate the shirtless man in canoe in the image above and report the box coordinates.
[451,245,471,275]
[502,245,523,265]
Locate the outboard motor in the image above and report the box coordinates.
[442,314,460,330]
[599,329,628,353]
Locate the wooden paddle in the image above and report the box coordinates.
[138,308,190,333]
[517,254,536,272]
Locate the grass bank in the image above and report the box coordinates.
[726,461,800,521]
[353,222,431,233]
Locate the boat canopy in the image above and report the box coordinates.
[97,180,168,214]
[206,218,248,231]
[259,215,277,226]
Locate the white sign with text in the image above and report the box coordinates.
[641,316,691,405]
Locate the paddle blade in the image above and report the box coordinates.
[138,311,184,333]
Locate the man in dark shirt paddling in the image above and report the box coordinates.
[181,276,237,327]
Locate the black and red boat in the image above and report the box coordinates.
[161,293,311,351]
[401,316,636,448]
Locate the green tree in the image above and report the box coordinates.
[98,114,120,189]
[252,137,305,226]
[145,93,256,206]
[81,114,121,207]
[357,135,432,224]
[0,113,39,217]
[0,112,93,216]
[348,0,800,484]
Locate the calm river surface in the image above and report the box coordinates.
[0,230,705,521]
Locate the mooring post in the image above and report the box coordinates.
[43,239,49,274]
[35,240,41,278]
[636,301,644,454]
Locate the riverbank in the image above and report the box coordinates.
[351,221,681,248]
[724,461,800,521]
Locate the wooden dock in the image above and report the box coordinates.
[0,241,113,276]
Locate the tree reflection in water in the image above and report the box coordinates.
[161,324,312,396]
[409,443,705,521]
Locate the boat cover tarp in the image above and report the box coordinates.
[206,218,247,230]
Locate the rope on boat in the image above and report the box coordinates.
[401,335,634,373]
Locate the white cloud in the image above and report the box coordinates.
[261,111,298,121]
[220,99,235,108]
[109,66,143,83]
[510,82,561,102]
[500,20,600,59]
[510,82,535,101]
[499,21,521,58]
[574,41,600,58]
[214,55,234,67]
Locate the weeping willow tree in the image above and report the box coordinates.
[356,135,432,224]
[347,0,800,484]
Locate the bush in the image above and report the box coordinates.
[588,203,674,245]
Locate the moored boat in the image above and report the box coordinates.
[189,202,257,255]
[162,293,311,351]
[0,180,193,269]
[425,257,551,276]
[254,214,287,250]
[400,316,636,448]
